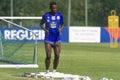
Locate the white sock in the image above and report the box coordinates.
[52,69,56,73]
[46,70,49,73]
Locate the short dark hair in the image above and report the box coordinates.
[50,1,57,9]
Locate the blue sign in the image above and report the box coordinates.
[0,27,69,42]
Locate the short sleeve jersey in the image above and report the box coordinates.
[40,12,64,42]
[40,12,64,30]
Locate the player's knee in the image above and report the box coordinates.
[55,55,60,60]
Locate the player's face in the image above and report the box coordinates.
[51,5,57,14]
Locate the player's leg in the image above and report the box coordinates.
[53,43,61,72]
[45,42,52,73]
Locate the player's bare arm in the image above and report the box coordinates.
[40,24,49,34]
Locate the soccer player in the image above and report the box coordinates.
[40,1,64,73]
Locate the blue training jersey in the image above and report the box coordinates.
[40,12,64,43]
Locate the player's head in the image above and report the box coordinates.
[49,1,58,14]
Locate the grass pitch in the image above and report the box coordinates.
[0,43,120,80]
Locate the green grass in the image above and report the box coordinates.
[0,43,120,80]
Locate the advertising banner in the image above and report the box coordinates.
[1,27,119,43]
[101,27,120,42]
[0,27,69,42]
[69,27,101,43]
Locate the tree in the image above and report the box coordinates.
[0,0,10,16]
[1,0,120,26]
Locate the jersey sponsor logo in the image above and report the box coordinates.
[50,22,56,28]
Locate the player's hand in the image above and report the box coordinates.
[45,30,49,35]
[59,28,62,35]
